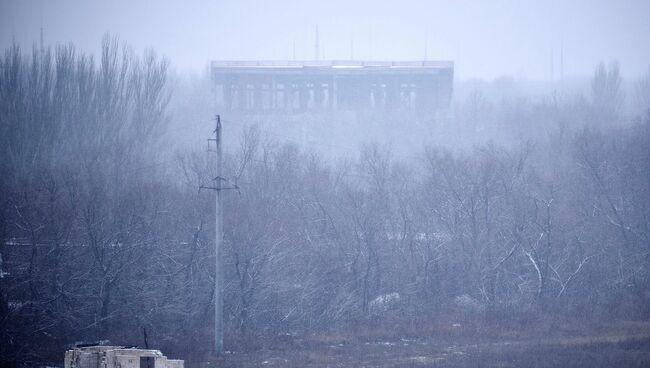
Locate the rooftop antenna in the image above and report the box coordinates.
[424,34,428,61]
[292,39,296,60]
[369,28,373,60]
[560,37,564,83]
[550,48,554,82]
[315,25,320,60]
[39,2,44,54]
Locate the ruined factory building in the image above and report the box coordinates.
[212,60,454,113]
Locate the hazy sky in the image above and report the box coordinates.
[1,0,649,80]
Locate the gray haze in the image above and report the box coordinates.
[2,0,650,80]
[2,1,650,367]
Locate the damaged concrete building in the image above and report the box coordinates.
[64,346,183,368]
[211,60,454,114]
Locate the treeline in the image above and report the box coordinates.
[0,36,171,364]
[1,39,649,365]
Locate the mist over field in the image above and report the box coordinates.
[1,1,650,367]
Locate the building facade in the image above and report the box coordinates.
[212,60,453,114]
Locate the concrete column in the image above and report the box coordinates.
[253,83,262,111]
[284,82,291,111]
[370,83,378,109]
[336,81,345,109]
[234,83,240,110]
[246,83,254,111]
[330,77,336,109]
[299,82,308,111]
[223,83,232,110]
[235,83,243,111]
[315,82,324,109]
[386,82,398,109]
[409,84,417,109]
[271,78,277,110]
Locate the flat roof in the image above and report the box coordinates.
[211,60,454,69]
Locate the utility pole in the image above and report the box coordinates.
[203,115,239,356]
[214,115,224,356]
[203,115,227,356]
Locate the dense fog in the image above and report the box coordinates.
[1,1,650,367]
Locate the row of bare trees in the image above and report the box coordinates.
[1,39,649,365]
[207,123,649,338]
[0,36,172,364]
